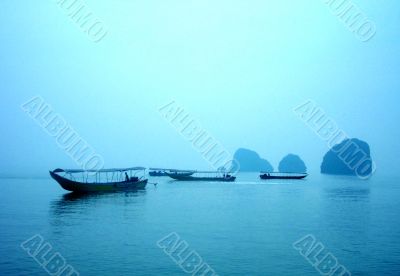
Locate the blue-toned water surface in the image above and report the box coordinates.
[0,173,399,275]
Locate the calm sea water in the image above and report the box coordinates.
[0,173,399,275]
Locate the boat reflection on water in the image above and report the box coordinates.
[50,189,147,219]
[47,190,149,253]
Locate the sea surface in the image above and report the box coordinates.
[0,173,399,275]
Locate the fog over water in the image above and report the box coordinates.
[1,1,399,176]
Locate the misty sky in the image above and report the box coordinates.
[1,1,399,176]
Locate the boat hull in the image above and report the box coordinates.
[167,173,236,182]
[50,171,148,193]
[149,171,168,177]
[259,175,307,180]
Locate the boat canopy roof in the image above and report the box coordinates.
[151,168,197,172]
[168,170,228,174]
[194,171,234,174]
[149,168,177,171]
[169,169,197,173]
[54,167,146,174]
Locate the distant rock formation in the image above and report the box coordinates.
[278,154,307,173]
[232,148,273,172]
[321,138,373,177]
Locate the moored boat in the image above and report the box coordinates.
[50,167,148,193]
[148,168,193,177]
[167,170,236,182]
[259,172,308,180]
[149,170,168,177]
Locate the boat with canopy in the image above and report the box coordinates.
[166,170,236,182]
[259,172,308,180]
[148,168,194,177]
[50,167,148,193]
[149,168,169,177]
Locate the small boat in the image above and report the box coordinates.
[148,168,188,177]
[167,170,236,182]
[259,172,308,180]
[50,167,148,193]
[149,171,168,177]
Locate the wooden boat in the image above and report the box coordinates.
[167,170,236,182]
[50,167,148,193]
[148,168,193,177]
[149,170,168,177]
[259,172,308,180]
